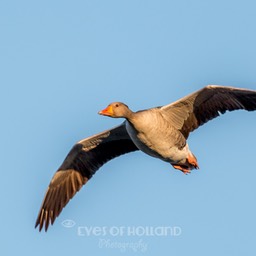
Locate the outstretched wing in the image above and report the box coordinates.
[160,85,256,138]
[35,122,138,231]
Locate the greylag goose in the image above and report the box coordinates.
[35,85,256,231]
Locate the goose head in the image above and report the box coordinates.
[98,102,132,118]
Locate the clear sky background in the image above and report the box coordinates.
[1,0,256,255]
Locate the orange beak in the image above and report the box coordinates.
[98,105,114,116]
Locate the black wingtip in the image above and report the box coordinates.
[35,210,51,232]
[35,219,50,232]
[35,218,44,232]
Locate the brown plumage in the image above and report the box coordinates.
[160,85,256,138]
[35,124,138,231]
[35,85,256,231]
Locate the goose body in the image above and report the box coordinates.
[125,111,193,167]
[35,85,256,231]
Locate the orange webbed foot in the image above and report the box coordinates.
[172,164,191,175]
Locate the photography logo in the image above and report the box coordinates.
[61,220,181,252]
[61,219,76,228]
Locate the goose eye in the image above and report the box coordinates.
[115,104,119,107]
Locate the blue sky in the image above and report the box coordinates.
[1,0,256,255]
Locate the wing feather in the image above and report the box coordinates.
[160,85,256,138]
[35,122,138,231]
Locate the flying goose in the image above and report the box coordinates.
[35,85,256,231]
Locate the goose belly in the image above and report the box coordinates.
[125,121,188,163]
